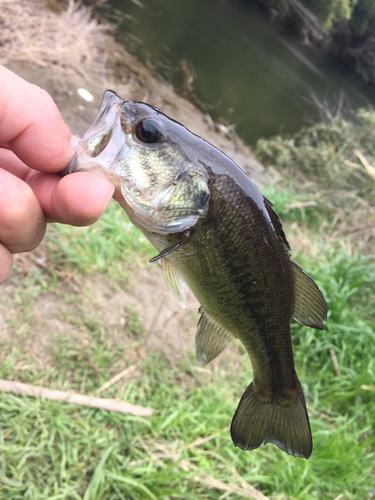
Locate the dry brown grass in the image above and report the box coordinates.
[0,0,120,79]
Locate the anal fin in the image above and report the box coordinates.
[161,257,189,308]
[292,261,327,330]
[196,308,233,366]
[231,381,312,459]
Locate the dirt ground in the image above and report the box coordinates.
[0,0,267,368]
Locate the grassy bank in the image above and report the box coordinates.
[258,108,375,255]
[1,110,375,499]
[1,239,374,499]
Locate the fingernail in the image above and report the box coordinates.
[87,186,115,226]
[88,186,114,225]
[59,152,77,177]
[101,185,115,215]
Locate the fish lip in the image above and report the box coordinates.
[79,91,126,157]
[71,91,129,177]
[59,152,77,177]
[84,90,124,136]
[60,91,126,178]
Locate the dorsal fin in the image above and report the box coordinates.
[196,308,234,365]
[263,197,291,252]
[291,261,327,330]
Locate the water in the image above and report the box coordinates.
[104,0,375,144]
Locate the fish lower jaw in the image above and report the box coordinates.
[75,153,120,177]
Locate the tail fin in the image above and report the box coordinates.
[230,381,312,458]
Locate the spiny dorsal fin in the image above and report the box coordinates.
[263,197,291,252]
[196,308,233,366]
[161,257,189,309]
[292,260,327,330]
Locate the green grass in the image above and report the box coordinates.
[45,200,154,276]
[261,183,327,227]
[255,110,375,191]
[256,110,375,252]
[1,237,374,499]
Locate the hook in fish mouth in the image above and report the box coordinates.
[59,152,77,177]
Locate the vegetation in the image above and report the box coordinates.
[0,240,374,499]
[257,107,375,253]
[0,109,374,498]
[249,0,375,85]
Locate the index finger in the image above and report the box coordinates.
[0,66,74,172]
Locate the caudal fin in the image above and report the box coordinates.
[230,381,312,458]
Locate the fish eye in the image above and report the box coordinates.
[134,119,162,144]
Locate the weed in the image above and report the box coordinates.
[46,200,154,277]
[0,241,374,499]
[256,111,375,252]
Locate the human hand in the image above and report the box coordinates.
[0,66,114,284]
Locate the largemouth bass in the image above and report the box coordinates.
[66,91,327,458]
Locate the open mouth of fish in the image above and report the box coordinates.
[62,91,127,184]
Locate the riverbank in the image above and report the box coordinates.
[249,0,375,86]
[0,0,265,185]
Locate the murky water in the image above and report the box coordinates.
[105,0,375,144]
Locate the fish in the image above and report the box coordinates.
[65,90,327,458]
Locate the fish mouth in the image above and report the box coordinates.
[80,91,124,152]
[68,90,128,177]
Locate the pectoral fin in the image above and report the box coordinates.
[196,308,233,366]
[292,261,327,330]
[161,258,189,308]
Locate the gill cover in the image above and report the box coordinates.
[74,90,211,235]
